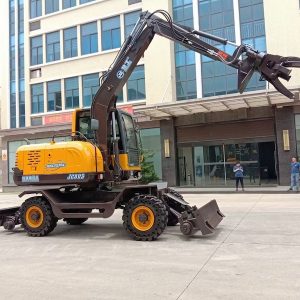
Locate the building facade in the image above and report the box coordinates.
[0,0,300,190]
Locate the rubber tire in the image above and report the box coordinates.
[63,218,88,225]
[20,196,58,237]
[122,195,168,241]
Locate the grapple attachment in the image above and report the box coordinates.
[163,190,224,236]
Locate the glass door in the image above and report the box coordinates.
[178,147,194,186]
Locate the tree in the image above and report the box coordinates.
[140,150,159,183]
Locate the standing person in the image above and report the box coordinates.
[289,157,300,191]
[233,161,244,191]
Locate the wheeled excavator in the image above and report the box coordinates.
[1,10,300,240]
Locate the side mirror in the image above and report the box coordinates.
[91,119,99,131]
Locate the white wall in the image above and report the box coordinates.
[264,0,300,89]
[0,1,10,129]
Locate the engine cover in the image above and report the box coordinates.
[13,141,104,186]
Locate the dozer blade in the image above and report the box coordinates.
[179,200,225,236]
[0,206,20,230]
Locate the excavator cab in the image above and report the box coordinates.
[72,108,141,178]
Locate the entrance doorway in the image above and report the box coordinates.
[178,141,277,187]
[258,142,277,184]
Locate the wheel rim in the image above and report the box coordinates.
[25,206,44,228]
[131,205,155,231]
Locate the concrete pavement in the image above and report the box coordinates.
[0,192,300,299]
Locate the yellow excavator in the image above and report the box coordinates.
[1,10,299,240]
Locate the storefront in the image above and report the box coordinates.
[135,91,298,187]
[178,142,276,187]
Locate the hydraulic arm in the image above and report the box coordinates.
[91,10,300,179]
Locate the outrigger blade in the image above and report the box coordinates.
[0,206,21,230]
[178,200,224,236]
[164,190,225,236]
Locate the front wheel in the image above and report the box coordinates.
[122,195,168,241]
[20,197,57,237]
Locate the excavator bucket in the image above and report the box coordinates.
[164,191,224,236]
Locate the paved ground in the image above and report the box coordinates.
[0,192,300,300]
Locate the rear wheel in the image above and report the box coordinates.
[20,197,57,237]
[122,195,168,241]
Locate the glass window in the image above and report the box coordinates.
[82,73,100,107]
[80,0,95,3]
[127,65,146,101]
[46,31,60,62]
[8,140,27,183]
[10,91,16,128]
[81,22,98,55]
[47,80,61,111]
[31,83,44,113]
[64,27,77,58]
[10,46,15,81]
[199,0,237,97]
[295,115,300,158]
[18,0,24,33]
[173,1,197,100]
[65,77,79,109]
[102,16,121,51]
[124,10,141,38]
[239,0,266,92]
[45,0,59,14]
[30,0,42,18]
[19,90,25,127]
[140,128,162,180]
[30,35,43,65]
[63,0,76,9]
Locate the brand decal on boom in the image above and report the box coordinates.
[116,57,132,79]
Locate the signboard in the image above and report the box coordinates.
[1,150,7,161]
[44,112,72,125]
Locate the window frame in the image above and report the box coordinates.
[31,83,44,114]
[63,0,76,9]
[101,16,121,51]
[47,80,62,112]
[65,77,79,109]
[82,73,100,107]
[30,35,43,66]
[46,31,60,62]
[45,0,60,14]
[30,0,42,19]
[81,22,98,55]
[63,26,78,58]
[127,65,146,101]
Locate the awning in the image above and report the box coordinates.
[134,88,300,120]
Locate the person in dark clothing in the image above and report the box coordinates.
[233,161,244,191]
